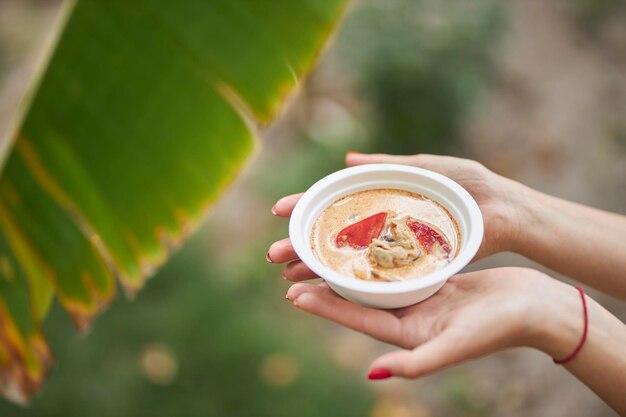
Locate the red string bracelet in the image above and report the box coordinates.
[553,286,588,365]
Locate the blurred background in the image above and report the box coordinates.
[1,0,625,415]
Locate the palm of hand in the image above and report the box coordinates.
[286,268,541,378]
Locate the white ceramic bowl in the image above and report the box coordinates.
[289,163,483,309]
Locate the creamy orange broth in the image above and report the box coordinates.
[311,189,460,282]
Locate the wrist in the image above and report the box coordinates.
[524,277,587,359]
[501,179,549,256]
[491,175,536,254]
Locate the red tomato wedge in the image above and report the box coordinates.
[335,212,388,249]
[406,218,452,254]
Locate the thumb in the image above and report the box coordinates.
[368,335,468,380]
[345,152,427,168]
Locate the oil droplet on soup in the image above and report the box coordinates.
[310,189,460,282]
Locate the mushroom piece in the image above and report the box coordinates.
[367,218,421,269]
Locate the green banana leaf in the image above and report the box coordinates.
[0,0,348,403]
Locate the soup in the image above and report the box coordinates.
[311,189,460,282]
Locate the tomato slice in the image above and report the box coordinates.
[335,212,388,249]
[406,218,451,254]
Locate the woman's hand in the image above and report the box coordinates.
[267,152,529,281]
[285,267,583,379]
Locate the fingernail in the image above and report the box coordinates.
[271,205,278,216]
[347,151,362,157]
[367,368,392,380]
[266,252,273,263]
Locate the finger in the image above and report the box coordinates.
[285,283,404,346]
[272,193,304,217]
[368,333,469,379]
[282,260,318,281]
[345,152,431,168]
[267,238,298,263]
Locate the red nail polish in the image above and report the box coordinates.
[266,252,273,263]
[367,368,392,380]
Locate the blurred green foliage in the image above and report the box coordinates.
[335,0,506,155]
[565,0,626,34]
[443,375,489,416]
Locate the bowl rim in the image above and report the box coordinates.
[289,163,484,295]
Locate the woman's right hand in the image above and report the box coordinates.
[268,152,530,281]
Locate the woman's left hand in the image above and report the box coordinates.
[285,267,582,379]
